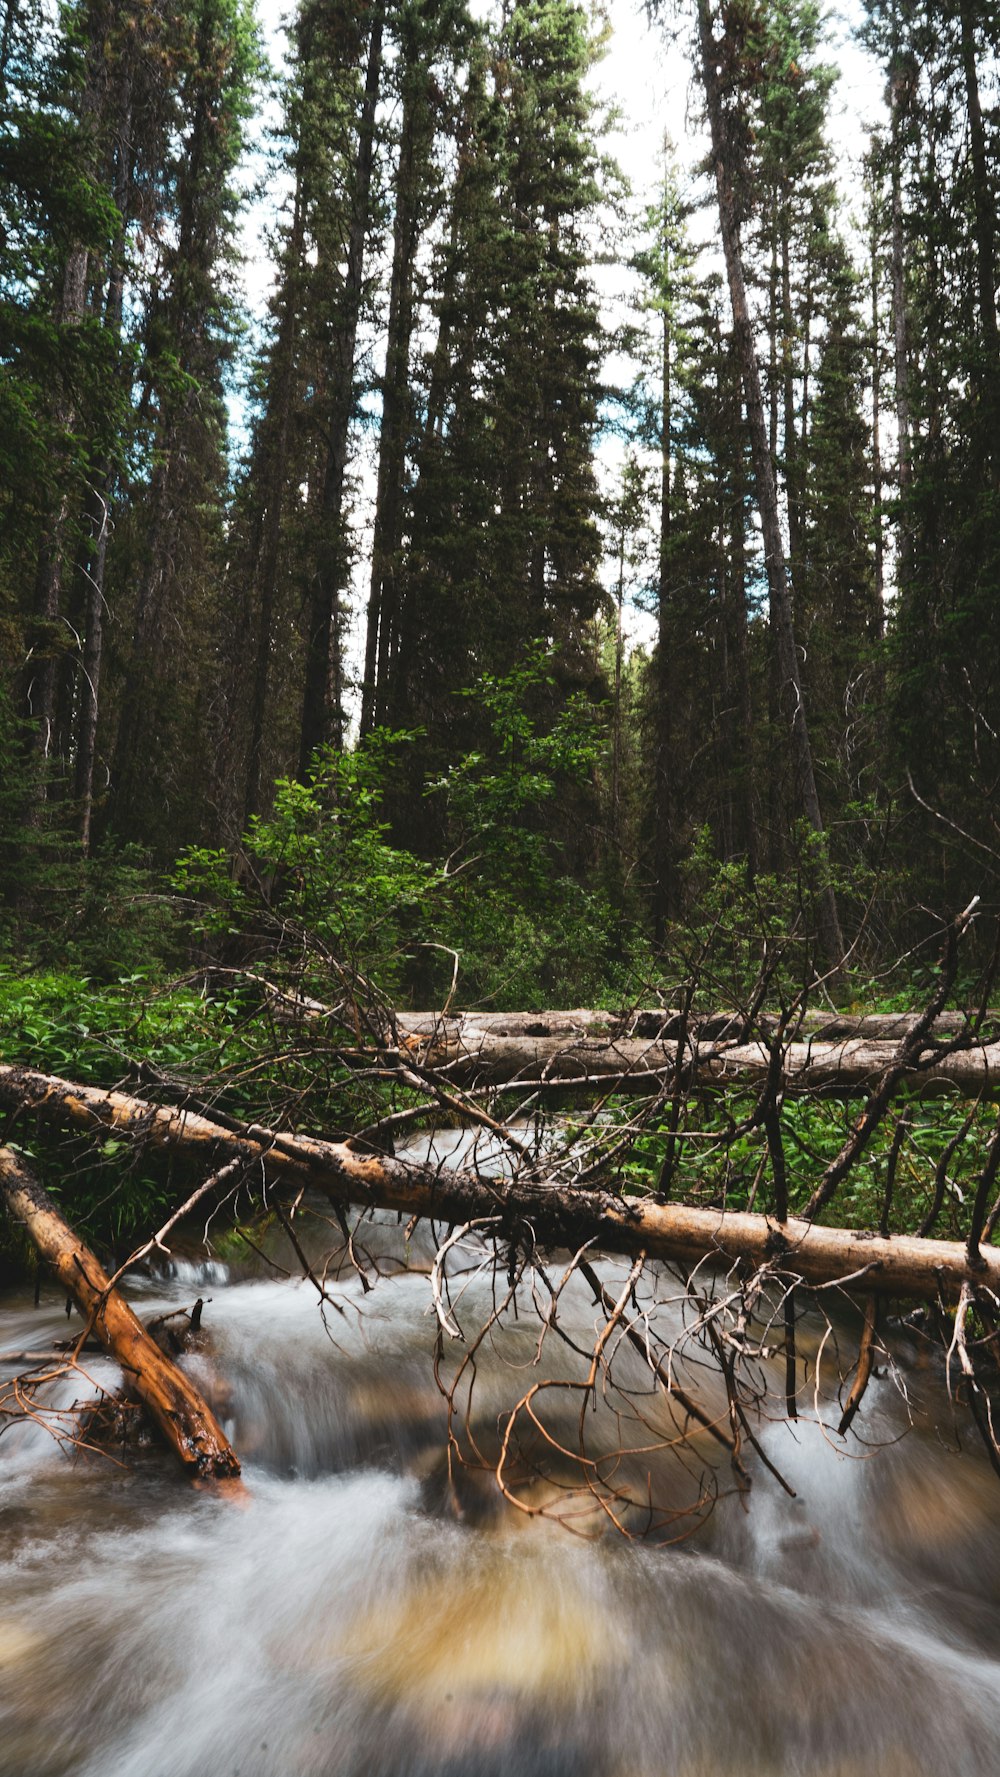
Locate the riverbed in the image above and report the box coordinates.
[3,1183,1000,1777]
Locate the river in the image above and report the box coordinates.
[3,1152,1000,1776]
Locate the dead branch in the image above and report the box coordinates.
[837,1296,880,1436]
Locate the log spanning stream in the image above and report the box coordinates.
[3,1130,1000,1776]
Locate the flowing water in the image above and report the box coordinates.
[3,1148,1000,1777]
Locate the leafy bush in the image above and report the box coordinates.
[0,968,254,1089]
[174,732,438,1001]
[174,656,644,1011]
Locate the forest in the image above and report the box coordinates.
[2,0,998,984]
[3,2,1000,1772]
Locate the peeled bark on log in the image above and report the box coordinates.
[0,1147,240,1482]
[1,1067,998,1305]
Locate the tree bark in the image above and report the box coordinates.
[0,1071,997,1305]
[653,183,675,941]
[243,177,308,824]
[728,360,758,876]
[298,0,384,773]
[957,0,999,467]
[21,244,90,775]
[0,1147,240,1481]
[75,111,133,850]
[372,1025,1000,1098]
[869,168,885,633]
[889,49,913,522]
[361,38,428,737]
[202,979,1000,1069]
[695,0,844,973]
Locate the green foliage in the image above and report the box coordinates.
[0,968,264,1250]
[175,656,643,1009]
[667,817,905,1004]
[385,0,610,750]
[430,651,599,877]
[670,827,806,1003]
[0,969,243,1087]
[605,1085,997,1244]
[423,655,624,1003]
[0,684,183,975]
[175,730,437,998]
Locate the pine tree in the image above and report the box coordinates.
[387,0,608,794]
[360,0,474,739]
[3,0,202,844]
[221,0,391,821]
[297,0,385,773]
[107,0,259,849]
[694,0,844,969]
[633,161,707,932]
[866,0,1000,915]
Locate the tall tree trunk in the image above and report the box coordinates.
[696,0,844,973]
[243,181,307,823]
[361,58,425,737]
[716,516,734,860]
[780,203,803,590]
[957,0,999,467]
[764,204,785,877]
[19,0,111,788]
[653,234,674,944]
[21,244,90,778]
[111,0,248,837]
[611,524,625,860]
[73,476,111,851]
[299,1,384,774]
[386,178,478,734]
[75,92,134,851]
[870,183,885,634]
[889,48,913,542]
[728,363,758,880]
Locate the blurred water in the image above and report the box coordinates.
[2,1197,1000,1777]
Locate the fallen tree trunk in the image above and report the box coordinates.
[0,1146,241,1482]
[360,1027,998,1097]
[398,1008,1000,1045]
[205,978,639,1044]
[1,1065,998,1304]
[217,982,1000,1096]
[219,976,997,1048]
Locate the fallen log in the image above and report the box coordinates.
[215,984,1000,1096]
[396,1007,1000,1045]
[205,972,999,1050]
[0,1146,240,1482]
[355,1029,998,1097]
[1,1065,998,1304]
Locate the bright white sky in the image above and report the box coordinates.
[595,1,884,207]
[244,0,888,684]
[248,1,886,240]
